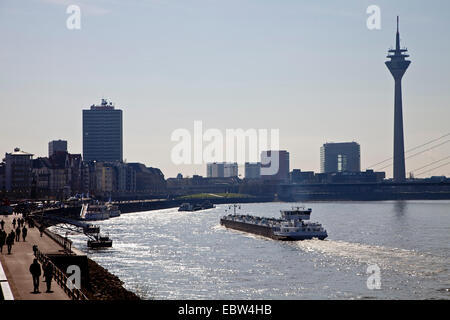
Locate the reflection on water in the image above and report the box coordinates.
[59,201,450,300]
[293,239,446,277]
[394,201,407,217]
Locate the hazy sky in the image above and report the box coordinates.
[1,0,449,178]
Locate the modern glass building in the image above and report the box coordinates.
[320,142,360,173]
[82,99,123,162]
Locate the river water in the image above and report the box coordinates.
[59,201,450,299]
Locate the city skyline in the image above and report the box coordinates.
[0,2,449,304]
[1,0,449,178]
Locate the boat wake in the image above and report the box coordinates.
[293,239,448,277]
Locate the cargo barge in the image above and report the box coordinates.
[220,205,327,241]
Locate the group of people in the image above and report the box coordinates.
[0,230,16,254]
[0,218,29,254]
[12,217,26,229]
[29,258,54,294]
[1,214,55,294]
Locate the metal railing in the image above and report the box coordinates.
[33,220,73,254]
[35,250,88,300]
[44,229,73,254]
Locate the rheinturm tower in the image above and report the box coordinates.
[385,16,411,182]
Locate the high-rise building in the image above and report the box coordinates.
[244,162,261,179]
[385,17,410,182]
[206,162,238,178]
[320,142,360,173]
[207,162,224,178]
[83,99,123,162]
[48,140,67,157]
[224,163,238,177]
[260,150,290,182]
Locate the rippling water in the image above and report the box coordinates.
[56,201,450,299]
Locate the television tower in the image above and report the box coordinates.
[385,16,411,182]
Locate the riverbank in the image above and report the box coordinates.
[83,258,140,300]
[32,218,141,300]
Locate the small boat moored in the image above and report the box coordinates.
[178,203,202,212]
[87,234,113,248]
[200,200,215,210]
[178,201,216,212]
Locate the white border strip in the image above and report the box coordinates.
[0,261,14,300]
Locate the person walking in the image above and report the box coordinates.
[32,244,38,257]
[0,230,6,253]
[0,219,4,230]
[12,218,16,229]
[6,232,14,254]
[39,225,44,237]
[43,261,54,293]
[29,259,42,293]
[15,226,21,242]
[22,226,28,242]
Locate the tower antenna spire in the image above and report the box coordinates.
[396,16,400,51]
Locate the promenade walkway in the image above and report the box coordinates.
[0,214,70,300]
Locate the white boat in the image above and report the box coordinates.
[80,203,110,221]
[107,203,121,218]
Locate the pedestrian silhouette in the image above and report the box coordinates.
[22,226,28,242]
[12,218,16,228]
[39,225,44,237]
[29,258,42,293]
[43,261,54,293]
[6,232,14,254]
[0,219,4,230]
[32,244,38,257]
[15,226,21,242]
[0,230,6,253]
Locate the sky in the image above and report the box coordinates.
[0,0,449,178]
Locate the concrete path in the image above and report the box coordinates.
[0,214,70,300]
